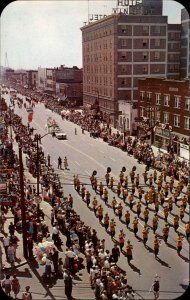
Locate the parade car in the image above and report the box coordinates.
[55,132,67,140]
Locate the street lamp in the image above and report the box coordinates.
[33,130,52,211]
[9,103,15,142]
[18,146,28,258]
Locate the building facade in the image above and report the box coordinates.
[81,10,178,126]
[138,77,190,154]
[180,8,190,79]
[26,70,38,89]
[81,2,189,129]
[55,66,83,106]
[37,68,56,94]
[167,24,181,79]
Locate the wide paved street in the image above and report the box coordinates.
[3,91,189,299]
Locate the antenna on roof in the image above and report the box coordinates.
[5,52,9,68]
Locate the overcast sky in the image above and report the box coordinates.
[1,0,186,70]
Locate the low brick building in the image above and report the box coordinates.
[138,77,190,154]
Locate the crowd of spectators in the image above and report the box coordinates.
[1,85,136,299]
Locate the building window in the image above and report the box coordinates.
[121,52,126,59]
[142,39,148,47]
[140,107,144,116]
[164,94,170,106]
[155,111,160,122]
[121,65,127,72]
[143,65,148,73]
[174,96,181,108]
[174,114,180,127]
[121,26,126,33]
[121,79,127,85]
[185,98,190,110]
[164,112,169,124]
[156,93,161,105]
[154,52,160,60]
[140,91,144,100]
[147,92,152,100]
[184,117,190,130]
[155,39,160,47]
[169,54,174,61]
[143,52,148,60]
[143,26,149,34]
[170,32,175,40]
[154,66,160,73]
[121,39,127,47]
[155,26,160,34]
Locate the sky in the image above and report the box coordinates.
[0,0,187,70]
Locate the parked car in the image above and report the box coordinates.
[55,132,67,140]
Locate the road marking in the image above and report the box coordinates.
[75,161,80,166]
[85,170,91,175]
[99,150,104,154]
[110,157,116,161]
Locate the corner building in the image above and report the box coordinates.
[81,12,170,125]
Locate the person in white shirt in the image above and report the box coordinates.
[3,234,10,260]
[52,224,59,246]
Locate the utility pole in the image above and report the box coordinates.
[9,105,13,141]
[19,147,28,259]
[123,115,126,143]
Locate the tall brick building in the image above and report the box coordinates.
[81,0,189,128]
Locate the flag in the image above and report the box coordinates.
[28,112,33,123]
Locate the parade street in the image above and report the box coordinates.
[3,91,189,300]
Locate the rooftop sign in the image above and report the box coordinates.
[83,0,143,25]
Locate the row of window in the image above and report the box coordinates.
[120,52,164,61]
[120,39,163,48]
[140,93,190,110]
[140,108,190,130]
[84,76,113,85]
[120,25,162,35]
[83,39,113,52]
[83,27,114,42]
[84,86,113,97]
[84,65,112,74]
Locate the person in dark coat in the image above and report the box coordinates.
[65,228,72,248]
[63,270,73,299]
[27,235,33,258]
[52,248,59,275]
[111,244,120,263]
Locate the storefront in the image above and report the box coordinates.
[154,127,171,150]
[179,143,190,160]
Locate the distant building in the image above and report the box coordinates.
[55,65,83,106]
[26,70,38,89]
[138,77,190,155]
[37,67,56,94]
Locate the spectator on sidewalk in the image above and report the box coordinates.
[63,270,73,299]
[8,221,15,236]
[22,286,32,300]
[52,247,59,275]
[11,274,21,299]
[2,274,12,297]
[7,242,15,265]
[3,233,10,260]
